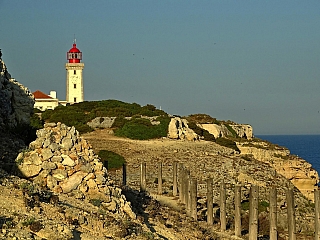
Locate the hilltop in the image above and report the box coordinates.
[1,56,319,239]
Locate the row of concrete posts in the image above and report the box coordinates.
[118,162,320,240]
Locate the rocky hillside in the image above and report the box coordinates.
[0,124,222,240]
[0,57,35,173]
[0,58,34,131]
[0,52,319,239]
[83,129,318,238]
[236,139,319,201]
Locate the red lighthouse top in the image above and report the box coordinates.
[67,41,82,63]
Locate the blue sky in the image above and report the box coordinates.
[1,1,320,135]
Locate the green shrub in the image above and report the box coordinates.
[259,200,269,213]
[89,199,102,207]
[22,217,36,226]
[112,117,129,129]
[114,116,170,140]
[216,137,240,152]
[30,113,44,130]
[98,150,125,170]
[186,114,217,124]
[74,124,94,134]
[40,100,168,134]
[224,124,238,138]
[241,201,250,211]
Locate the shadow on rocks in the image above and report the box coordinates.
[122,187,169,240]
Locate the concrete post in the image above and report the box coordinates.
[234,185,241,237]
[173,161,178,196]
[191,178,197,220]
[249,185,259,240]
[270,187,277,240]
[286,188,296,240]
[207,178,213,225]
[158,162,162,195]
[140,162,146,192]
[220,180,226,232]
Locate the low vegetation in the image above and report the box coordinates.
[41,100,167,134]
[98,150,126,170]
[187,122,215,142]
[186,114,220,124]
[114,116,171,140]
[35,100,242,150]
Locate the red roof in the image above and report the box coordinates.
[68,43,81,53]
[33,90,52,99]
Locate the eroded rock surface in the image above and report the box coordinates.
[167,117,199,141]
[0,59,34,131]
[237,140,319,201]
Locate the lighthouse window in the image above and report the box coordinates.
[74,84,76,89]
[75,53,78,58]
[74,98,77,102]
[74,70,76,75]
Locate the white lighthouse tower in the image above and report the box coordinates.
[66,40,84,104]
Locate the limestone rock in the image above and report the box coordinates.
[122,202,136,219]
[60,171,88,193]
[61,138,73,150]
[18,164,42,178]
[237,140,319,201]
[167,117,199,141]
[229,124,253,139]
[197,123,231,138]
[87,116,116,129]
[61,154,75,167]
[12,123,136,219]
[0,59,34,131]
[41,148,53,161]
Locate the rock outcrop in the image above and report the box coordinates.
[198,123,253,139]
[87,117,116,129]
[16,122,136,219]
[168,117,254,141]
[229,124,253,139]
[197,123,231,138]
[0,58,34,131]
[167,117,199,141]
[237,140,319,201]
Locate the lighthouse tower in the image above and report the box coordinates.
[66,40,84,104]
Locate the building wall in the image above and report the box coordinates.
[34,99,59,111]
[66,63,84,103]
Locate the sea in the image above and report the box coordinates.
[256,135,320,176]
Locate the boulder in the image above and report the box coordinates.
[167,117,199,141]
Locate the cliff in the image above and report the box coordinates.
[0,57,35,173]
[197,123,253,139]
[167,117,253,140]
[0,58,34,131]
[168,117,318,201]
[237,139,319,201]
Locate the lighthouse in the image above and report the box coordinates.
[66,40,84,104]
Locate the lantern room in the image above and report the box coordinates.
[67,43,82,63]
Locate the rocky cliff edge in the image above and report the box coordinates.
[237,139,319,201]
[0,59,34,131]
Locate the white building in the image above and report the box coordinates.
[33,90,59,111]
[33,40,85,110]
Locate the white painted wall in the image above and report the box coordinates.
[66,63,84,103]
